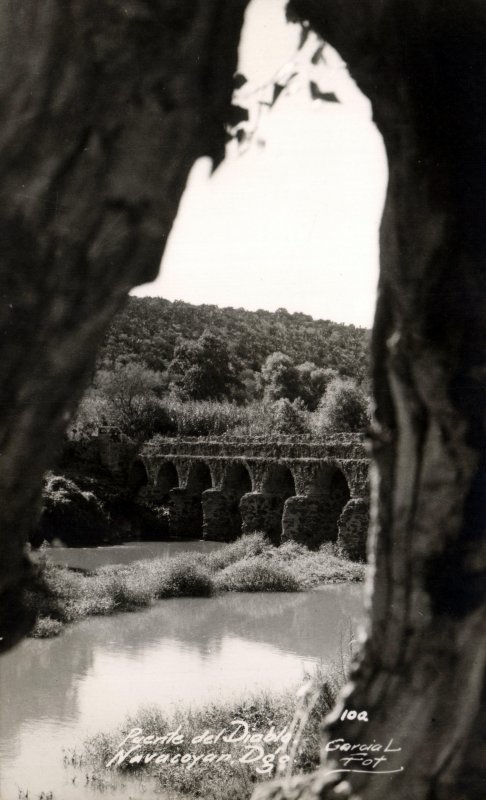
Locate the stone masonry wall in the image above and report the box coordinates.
[65,434,371,559]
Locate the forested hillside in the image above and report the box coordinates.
[98,297,370,382]
[70,298,371,440]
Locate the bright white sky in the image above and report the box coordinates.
[132,0,388,328]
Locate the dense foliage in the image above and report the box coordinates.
[70,298,371,439]
[168,328,240,400]
[97,297,369,384]
[315,377,370,434]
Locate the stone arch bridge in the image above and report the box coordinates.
[92,433,370,560]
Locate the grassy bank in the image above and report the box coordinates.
[28,533,364,638]
[66,661,346,800]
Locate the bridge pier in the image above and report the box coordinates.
[168,487,203,538]
[281,496,333,549]
[202,489,241,541]
[240,491,286,545]
[337,498,369,561]
[282,472,367,554]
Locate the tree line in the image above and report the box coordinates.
[71,297,371,440]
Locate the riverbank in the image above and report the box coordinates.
[65,661,346,800]
[28,534,364,638]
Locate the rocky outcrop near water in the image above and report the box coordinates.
[32,470,169,548]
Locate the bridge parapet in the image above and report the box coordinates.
[141,433,368,462]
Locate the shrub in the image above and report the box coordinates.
[35,473,111,546]
[205,532,273,571]
[277,543,364,587]
[30,616,64,638]
[107,573,154,610]
[273,540,309,561]
[69,388,115,437]
[214,557,301,592]
[125,396,177,440]
[155,556,213,598]
[314,377,370,433]
[271,398,310,435]
[261,352,301,403]
[297,364,339,410]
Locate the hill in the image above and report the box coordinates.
[97,297,370,384]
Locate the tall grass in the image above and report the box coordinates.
[71,658,350,800]
[165,399,261,437]
[151,399,314,439]
[214,559,300,592]
[28,533,364,638]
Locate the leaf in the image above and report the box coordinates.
[227,104,249,127]
[309,81,339,103]
[271,83,285,107]
[298,24,310,50]
[281,70,298,87]
[311,45,325,65]
[233,73,248,90]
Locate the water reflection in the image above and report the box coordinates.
[37,539,224,571]
[0,571,364,800]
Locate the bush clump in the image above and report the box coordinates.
[205,532,274,571]
[154,556,213,599]
[35,473,111,547]
[270,398,310,435]
[314,377,370,434]
[214,557,301,592]
[30,616,65,638]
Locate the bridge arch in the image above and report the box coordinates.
[282,462,351,548]
[169,460,212,539]
[155,461,179,502]
[326,466,351,542]
[262,463,296,498]
[186,461,213,494]
[128,459,149,495]
[222,462,253,494]
[220,462,253,538]
[261,463,296,544]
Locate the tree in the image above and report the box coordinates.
[168,328,240,400]
[261,351,301,403]
[97,364,165,425]
[0,3,485,800]
[297,362,339,410]
[316,376,370,432]
[271,398,310,435]
[71,364,173,440]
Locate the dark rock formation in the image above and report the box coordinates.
[0,0,248,651]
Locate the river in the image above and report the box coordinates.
[0,542,365,800]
